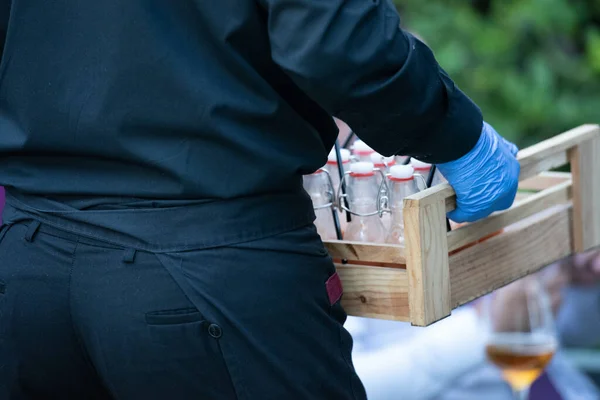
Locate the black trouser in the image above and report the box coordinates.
[0,220,365,399]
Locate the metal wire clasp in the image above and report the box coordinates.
[312,168,337,210]
[337,168,389,218]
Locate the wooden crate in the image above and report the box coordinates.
[324,124,600,327]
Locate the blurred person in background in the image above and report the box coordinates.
[0,0,520,398]
[348,252,600,400]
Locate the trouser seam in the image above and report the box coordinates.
[67,237,112,396]
[154,255,246,399]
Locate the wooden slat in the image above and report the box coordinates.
[517,124,600,181]
[337,264,409,321]
[519,172,572,192]
[404,196,451,326]
[406,183,454,205]
[569,146,584,252]
[404,125,600,213]
[403,183,457,213]
[447,180,572,252]
[518,125,600,159]
[519,151,568,182]
[449,204,573,308]
[324,240,405,265]
[569,136,600,252]
[514,192,533,202]
[441,161,569,213]
[337,205,573,322]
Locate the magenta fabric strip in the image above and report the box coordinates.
[326,272,343,305]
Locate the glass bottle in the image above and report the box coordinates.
[411,159,446,187]
[303,168,337,240]
[370,152,396,178]
[341,162,386,243]
[325,148,351,235]
[395,155,409,165]
[386,165,422,245]
[352,140,375,162]
[325,148,351,193]
[370,152,395,230]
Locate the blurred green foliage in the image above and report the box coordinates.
[396,0,600,147]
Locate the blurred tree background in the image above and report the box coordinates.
[396,0,600,147]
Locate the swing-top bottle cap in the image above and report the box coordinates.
[327,148,351,164]
[352,140,374,155]
[350,162,375,177]
[411,159,431,171]
[370,152,395,167]
[389,165,415,181]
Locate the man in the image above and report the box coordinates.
[0,1,519,398]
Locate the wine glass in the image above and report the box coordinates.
[481,276,559,400]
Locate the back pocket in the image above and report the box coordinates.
[145,307,208,354]
[144,307,239,397]
[145,307,204,325]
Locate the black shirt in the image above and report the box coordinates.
[0,0,482,246]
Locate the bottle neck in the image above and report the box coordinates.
[348,175,379,214]
[388,179,418,209]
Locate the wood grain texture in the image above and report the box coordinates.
[519,151,568,182]
[404,197,451,326]
[514,192,533,203]
[519,172,572,192]
[569,136,600,252]
[449,204,573,308]
[337,264,410,321]
[517,125,600,158]
[518,124,600,181]
[403,183,457,213]
[447,180,572,252]
[323,240,405,265]
[405,183,455,205]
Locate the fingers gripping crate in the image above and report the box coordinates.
[324,124,600,327]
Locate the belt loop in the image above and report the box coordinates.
[24,221,41,243]
[122,248,137,264]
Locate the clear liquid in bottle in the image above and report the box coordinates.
[386,165,421,245]
[343,162,386,243]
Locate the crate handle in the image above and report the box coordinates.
[403,124,600,326]
[404,124,600,213]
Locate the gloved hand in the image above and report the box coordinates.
[436,122,520,223]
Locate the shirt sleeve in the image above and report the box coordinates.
[257,0,482,163]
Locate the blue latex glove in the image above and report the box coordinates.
[437,122,520,223]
